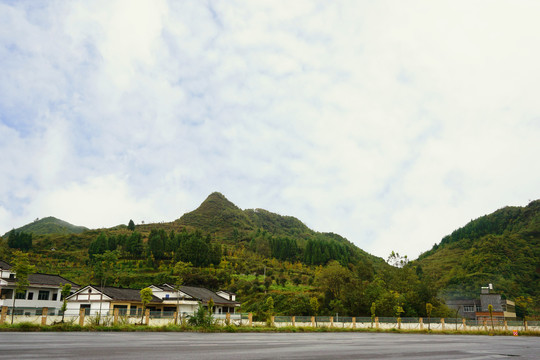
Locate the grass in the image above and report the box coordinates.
[1,322,538,336]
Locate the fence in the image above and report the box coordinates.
[256,316,539,333]
[1,306,538,333]
[0,306,248,327]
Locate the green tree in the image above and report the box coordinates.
[88,232,108,258]
[107,235,118,251]
[370,302,377,328]
[488,304,494,331]
[207,298,214,315]
[426,303,433,331]
[172,261,190,325]
[395,305,404,328]
[387,251,408,268]
[148,228,172,261]
[128,219,135,231]
[329,299,346,317]
[140,287,153,324]
[125,231,143,258]
[315,261,351,300]
[375,290,401,317]
[265,296,274,327]
[177,231,215,267]
[10,251,36,324]
[515,296,533,319]
[60,283,72,323]
[309,297,320,316]
[7,231,32,251]
[91,250,119,321]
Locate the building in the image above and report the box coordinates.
[65,285,165,316]
[65,284,240,317]
[150,284,240,315]
[446,284,517,321]
[0,260,79,315]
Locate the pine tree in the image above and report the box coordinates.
[127,219,135,231]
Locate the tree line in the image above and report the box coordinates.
[88,228,222,267]
[7,230,32,251]
[268,236,355,266]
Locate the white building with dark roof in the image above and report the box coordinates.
[66,283,240,317]
[65,285,164,316]
[0,260,79,315]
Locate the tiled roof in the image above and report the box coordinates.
[28,273,79,287]
[0,260,12,270]
[4,271,79,288]
[98,286,162,303]
[179,285,239,306]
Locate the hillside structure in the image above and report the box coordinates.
[0,260,79,315]
[446,284,516,321]
[65,283,240,316]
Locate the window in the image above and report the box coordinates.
[113,305,128,316]
[1,289,14,300]
[15,291,26,299]
[80,304,91,315]
[463,305,475,312]
[52,293,58,301]
[38,290,50,300]
[27,292,34,300]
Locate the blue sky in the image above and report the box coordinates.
[1,0,539,259]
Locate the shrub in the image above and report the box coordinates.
[187,305,214,328]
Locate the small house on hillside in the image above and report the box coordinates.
[0,260,79,315]
[66,284,240,316]
[446,284,516,321]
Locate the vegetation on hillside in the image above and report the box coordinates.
[414,200,540,318]
[7,231,33,251]
[3,216,88,237]
[1,193,538,319]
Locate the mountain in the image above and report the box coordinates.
[176,192,254,233]
[4,216,89,237]
[175,192,383,267]
[413,200,540,300]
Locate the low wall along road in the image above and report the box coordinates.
[1,306,538,334]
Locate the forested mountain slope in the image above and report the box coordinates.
[4,194,537,318]
[413,200,540,303]
[3,216,88,237]
[176,192,383,267]
[1,193,402,319]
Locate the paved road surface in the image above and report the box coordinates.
[0,332,538,359]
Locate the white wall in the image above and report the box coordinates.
[65,301,112,316]
[0,286,64,313]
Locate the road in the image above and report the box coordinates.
[0,332,538,359]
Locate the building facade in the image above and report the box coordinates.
[65,284,240,317]
[0,260,79,315]
[446,284,516,321]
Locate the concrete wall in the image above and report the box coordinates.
[1,308,538,333]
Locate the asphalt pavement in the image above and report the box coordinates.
[0,332,538,359]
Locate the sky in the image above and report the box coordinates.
[1,0,539,259]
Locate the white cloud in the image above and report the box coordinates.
[28,174,168,229]
[1,1,539,259]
